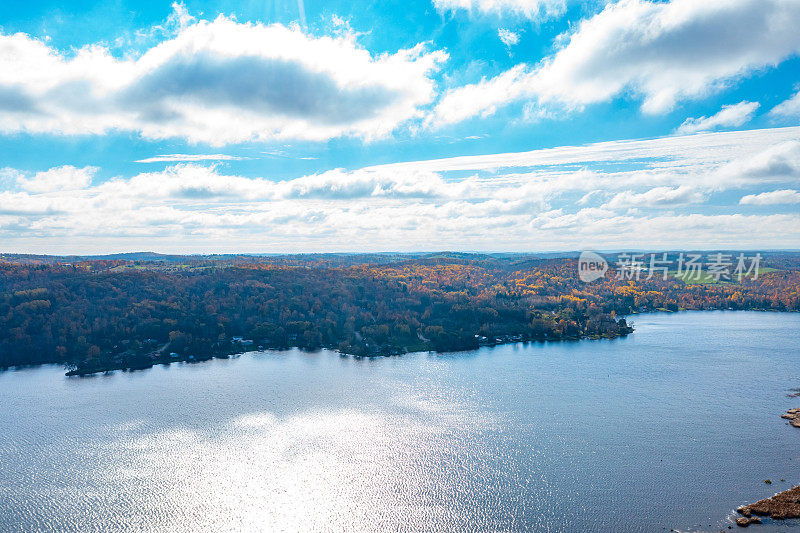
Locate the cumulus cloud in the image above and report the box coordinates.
[713,140,800,186]
[85,163,465,204]
[0,192,66,215]
[740,189,800,205]
[676,101,760,135]
[770,90,800,119]
[16,166,97,193]
[277,168,463,200]
[0,10,446,144]
[605,186,705,208]
[433,0,800,125]
[433,0,566,19]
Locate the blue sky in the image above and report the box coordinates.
[0,0,799,253]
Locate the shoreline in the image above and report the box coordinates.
[63,327,633,377]
[2,308,795,378]
[53,308,800,376]
[731,404,800,527]
[736,485,800,527]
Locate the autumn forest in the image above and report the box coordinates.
[0,252,798,375]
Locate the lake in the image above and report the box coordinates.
[1,311,799,532]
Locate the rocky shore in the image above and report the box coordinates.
[736,486,800,525]
[781,407,800,428]
[732,405,800,527]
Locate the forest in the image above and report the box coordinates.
[0,252,798,375]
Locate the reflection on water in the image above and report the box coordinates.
[1,312,800,531]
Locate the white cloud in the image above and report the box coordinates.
[0,192,65,215]
[676,101,760,135]
[433,0,566,19]
[276,168,464,200]
[85,163,464,203]
[770,90,800,119]
[433,0,800,125]
[167,2,196,29]
[135,154,247,163]
[577,190,603,205]
[740,189,800,205]
[713,140,800,187]
[2,127,799,252]
[0,167,24,188]
[0,9,446,145]
[16,165,97,193]
[498,29,520,47]
[605,186,704,209]
[367,126,800,175]
[432,65,526,125]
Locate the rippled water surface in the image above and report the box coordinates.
[2,311,800,532]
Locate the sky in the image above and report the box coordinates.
[0,0,799,254]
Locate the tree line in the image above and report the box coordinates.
[0,254,797,374]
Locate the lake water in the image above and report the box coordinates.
[1,311,799,532]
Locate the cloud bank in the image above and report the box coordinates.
[0,13,446,144]
[433,0,800,125]
[2,127,799,253]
